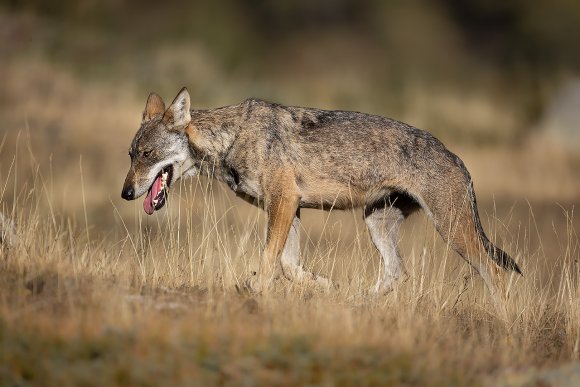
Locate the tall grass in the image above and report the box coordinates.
[0,135,578,385]
[1,6,579,383]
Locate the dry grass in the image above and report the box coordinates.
[0,41,579,385]
[1,131,579,385]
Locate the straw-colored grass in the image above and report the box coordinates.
[0,52,578,386]
[1,133,578,385]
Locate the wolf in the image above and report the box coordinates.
[121,87,521,304]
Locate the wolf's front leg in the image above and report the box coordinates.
[280,209,333,291]
[245,184,300,293]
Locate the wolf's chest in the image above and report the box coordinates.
[224,166,262,199]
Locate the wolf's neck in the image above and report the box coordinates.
[185,103,243,164]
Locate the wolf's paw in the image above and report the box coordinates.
[242,272,275,294]
[281,263,335,292]
[372,272,409,295]
[372,282,395,296]
[311,274,335,292]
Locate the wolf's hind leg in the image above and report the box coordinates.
[365,204,409,294]
[280,210,332,290]
[418,177,511,318]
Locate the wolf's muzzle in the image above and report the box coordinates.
[121,186,135,200]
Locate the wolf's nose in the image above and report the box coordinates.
[121,186,135,200]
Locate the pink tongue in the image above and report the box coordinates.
[143,175,163,215]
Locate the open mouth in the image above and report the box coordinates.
[143,165,173,215]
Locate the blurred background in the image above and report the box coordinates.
[1,5,579,382]
[1,0,579,252]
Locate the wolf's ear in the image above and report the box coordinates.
[143,92,166,122]
[164,87,191,128]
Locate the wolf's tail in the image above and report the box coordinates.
[414,153,521,275]
[483,238,522,274]
[469,182,522,274]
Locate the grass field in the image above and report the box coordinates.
[1,6,580,385]
[1,85,579,386]
[1,170,579,385]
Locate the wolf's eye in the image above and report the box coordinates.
[143,150,152,158]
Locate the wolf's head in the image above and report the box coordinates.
[121,88,198,214]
